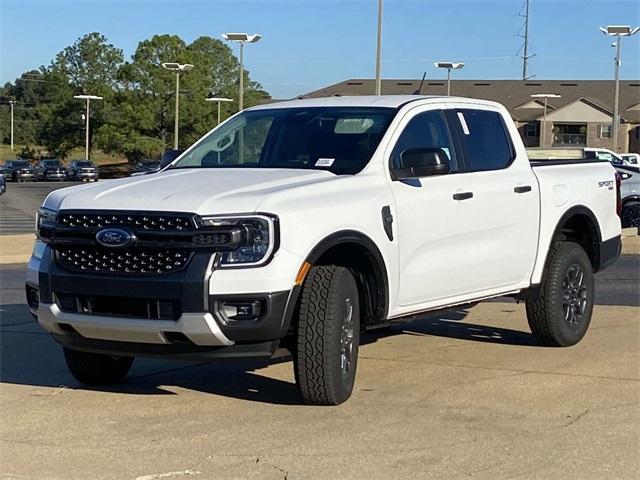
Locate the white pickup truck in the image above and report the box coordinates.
[27,96,622,405]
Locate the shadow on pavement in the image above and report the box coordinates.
[1,301,544,404]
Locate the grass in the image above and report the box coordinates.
[0,144,127,166]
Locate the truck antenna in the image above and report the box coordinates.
[413,72,427,95]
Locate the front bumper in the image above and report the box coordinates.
[16,172,36,180]
[28,245,299,360]
[44,172,67,180]
[76,172,98,180]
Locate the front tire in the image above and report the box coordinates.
[63,347,134,385]
[294,265,360,405]
[526,242,594,347]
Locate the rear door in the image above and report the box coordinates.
[447,105,540,292]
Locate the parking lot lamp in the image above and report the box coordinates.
[73,95,103,161]
[205,97,234,125]
[434,62,465,96]
[161,63,194,150]
[221,33,262,111]
[599,25,639,152]
[531,94,562,147]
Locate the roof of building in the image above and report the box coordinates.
[300,79,640,123]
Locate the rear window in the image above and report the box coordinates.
[456,109,514,171]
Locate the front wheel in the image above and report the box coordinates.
[294,265,360,405]
[526,242,594,347]
[63,347,134,384]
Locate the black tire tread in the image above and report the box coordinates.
[295,265,358,405]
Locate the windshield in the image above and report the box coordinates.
[43,160,62,167]
[171,107,396,175]
[75,161,93,167]
[12,161,30,168]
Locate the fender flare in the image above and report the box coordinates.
[306,230,390,324]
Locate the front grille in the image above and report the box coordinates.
[56,293,180,320]
[56,246,191,275]
[58,212,194,231]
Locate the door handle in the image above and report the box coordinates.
[514,185,532,194]
[453,192,473,201]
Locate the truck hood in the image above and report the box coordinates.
[44,168,337,214]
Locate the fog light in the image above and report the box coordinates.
[25,285,39,310]
[220,300,262,323]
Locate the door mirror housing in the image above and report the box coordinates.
[391,147,451,180]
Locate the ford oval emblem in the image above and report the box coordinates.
[95,228,133,248]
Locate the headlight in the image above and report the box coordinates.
[35,207,57,234]
[198,214,278,267]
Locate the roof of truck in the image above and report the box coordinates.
[248,95,491,110]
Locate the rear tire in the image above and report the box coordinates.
[622,201,640,228]
[526,242,594,347]
[63,347,134,385]
[294,265,360,405]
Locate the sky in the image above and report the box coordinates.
[1,0,639,99]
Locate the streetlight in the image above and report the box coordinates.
[205,97,234,125]
[162,62,194,150]
[73,94,103,161]
[8,100,15,151]
[599,25,639,152]
[434,62,465,96]
[375,0,383,95]
[222,33,261,111]
[531,93,561,147]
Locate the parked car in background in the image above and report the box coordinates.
[36,159,67,181]
[527,147,626,166]
[620,153,640,166]
[2,160,36,182]
[131,160,161,177]
[617,165,640,228]
[0,173,6,195]
[68,160,98,182]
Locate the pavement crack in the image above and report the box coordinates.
[563,409,590,427]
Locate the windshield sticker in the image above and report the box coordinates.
[315,158,335,167]
[457,112,470,135]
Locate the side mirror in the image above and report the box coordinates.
[160,149,184,168]
[391,147,450,180]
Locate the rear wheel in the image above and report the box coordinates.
[294,265,360,405]
[63,347,134,385]
[526,242,594,347]
[622,201,640,228]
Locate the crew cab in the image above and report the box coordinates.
[26,96,622,405]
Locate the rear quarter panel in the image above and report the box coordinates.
[531,161,620,284]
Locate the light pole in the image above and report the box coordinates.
[531,94,561,147]
[222,33,262,112]
[599,25,639,152]
[73,95,103,160]
[434,62,465,96]
[205,97,234,125]
[8,100,15,151]
[375,0,383,95]
[162,62,194,150]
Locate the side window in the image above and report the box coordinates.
[391,110,457,171]
[456,109,514,171]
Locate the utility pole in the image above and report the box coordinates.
[375,0,383,95]
[518,0,535,80]
[8,100,15,151]
[73,95,103,161]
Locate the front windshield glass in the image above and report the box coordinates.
[43,160,62,167]
[13,161,30,168]
[75,161,93,167]
[171,107,395,175]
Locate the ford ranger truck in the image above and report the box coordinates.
[26,96,622,405]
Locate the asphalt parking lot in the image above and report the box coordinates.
[1,182,639,479]
[0,181,80,234]
[1,255,638,479]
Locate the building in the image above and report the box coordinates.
[300,79,640,153]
